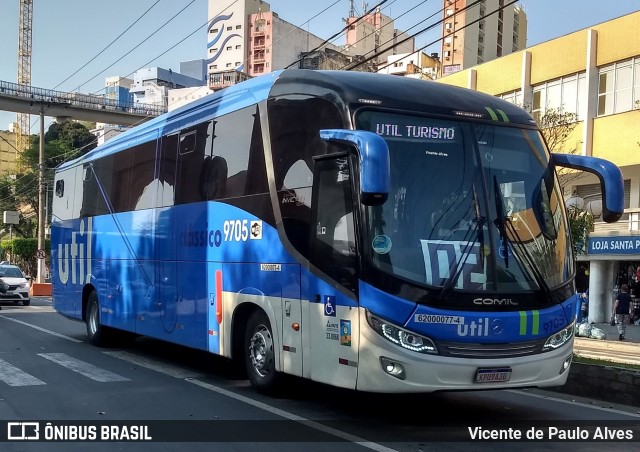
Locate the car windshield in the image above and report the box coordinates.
[356,110,572,295]
[0,267,24,278]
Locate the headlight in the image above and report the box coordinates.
[543,321,575,351]
[366,311,438,354]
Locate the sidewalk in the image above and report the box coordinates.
[574,323,640,367]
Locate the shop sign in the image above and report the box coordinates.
[588,236,640,255]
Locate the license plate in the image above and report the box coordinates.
[475,367,512,383]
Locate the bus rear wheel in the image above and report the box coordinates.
[244,310,280,392]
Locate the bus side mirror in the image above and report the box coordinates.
[319,129,390,206]
[550,153,624,223]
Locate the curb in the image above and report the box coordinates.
[575,337,639,353]
[549,362,640,405]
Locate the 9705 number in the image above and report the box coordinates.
[223,220,249,242]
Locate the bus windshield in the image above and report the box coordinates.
[356,110,572,294]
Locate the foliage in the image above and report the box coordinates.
[1,121,94,273]
[567,206,594,255]
[0,238,50,276]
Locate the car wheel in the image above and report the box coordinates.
[244,310,280,393]
[86,291,112,346]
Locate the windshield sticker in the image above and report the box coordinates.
[372,235,392,254]
[374,123,456,140]
[420,240,487,290]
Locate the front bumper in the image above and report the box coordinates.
[0,288,30,302]
[356,319,573,393]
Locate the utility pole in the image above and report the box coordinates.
[37,105,45,283]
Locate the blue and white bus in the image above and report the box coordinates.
[51,70,623,393]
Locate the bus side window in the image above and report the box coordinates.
[174,121,214,205]
[211,105,267,199]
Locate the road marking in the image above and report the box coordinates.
[38,353,130,382]
[103,351,202,379]
[508,389,640,418]
[0,358,46,387]
[187,379,397,452]
[0,315,83,343]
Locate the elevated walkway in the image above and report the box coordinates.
[0,79,166,126]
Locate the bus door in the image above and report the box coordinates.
[306,155,359,389]
[280,264,302,377]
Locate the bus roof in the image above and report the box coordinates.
[57,69,535,171]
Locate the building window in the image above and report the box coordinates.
[598,59,640,116]
[226,46,232,51]
[499,90,523,106]
[226,63,232,68]
[532,73,586,122]
[211,28,218,33]
[236,25,241,29]
[236,45,241,49]
[227,26,232,31]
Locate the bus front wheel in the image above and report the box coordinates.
[244,310,280,392]
[86,291,111,347]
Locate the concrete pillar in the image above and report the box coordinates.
[588,260,613,323]
[582,29,598,156]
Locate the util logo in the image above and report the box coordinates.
[57,218,93,285]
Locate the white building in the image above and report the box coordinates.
[130,67,204,108]
[377,52,441,80]
[441,0,527,75]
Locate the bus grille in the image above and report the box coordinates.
[435,338,548,359]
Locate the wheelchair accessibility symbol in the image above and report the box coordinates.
[324,295,336,317]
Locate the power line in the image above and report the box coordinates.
[53,0,162,91]
[375,0,518,73]
[234,0,343,75]
[285,0,390,69]
[72,0,197,93]
[332,0,432,66]
[345,0,485,71]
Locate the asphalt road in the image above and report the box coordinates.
[0,297,639,451]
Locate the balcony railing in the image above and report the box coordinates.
[592,208,640,236]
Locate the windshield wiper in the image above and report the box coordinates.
[493,176,510,268]
[492,176,553,303]
[438,185,485,299]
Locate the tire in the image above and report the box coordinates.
[86,291,112,347]
[244,310,280,393]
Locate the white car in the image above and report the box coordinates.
[0,264,31,306]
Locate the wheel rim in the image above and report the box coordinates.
[88,301,98,336]
[248,324,273,377]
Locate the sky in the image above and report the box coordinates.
[0,0,639,132]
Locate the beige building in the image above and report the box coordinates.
[0,131,20,174]
[437,11,640,324]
